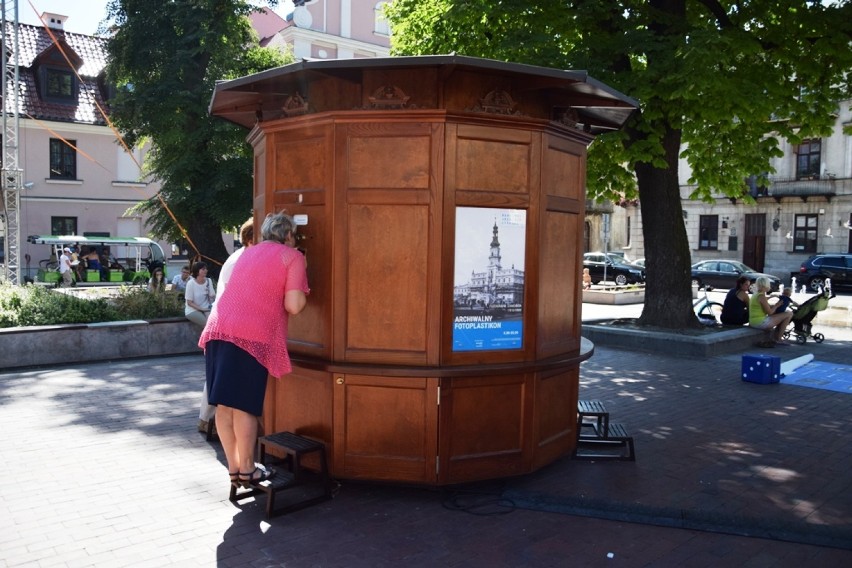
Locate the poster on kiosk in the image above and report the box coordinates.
[453,207,526,351]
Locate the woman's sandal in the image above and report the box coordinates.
[238,464,276,488]
[229,471,240,488]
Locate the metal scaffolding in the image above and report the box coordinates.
[1,0,21,285]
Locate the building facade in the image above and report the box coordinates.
[252,0,390,60]
[2,13,164,281]
[589,101,852,282]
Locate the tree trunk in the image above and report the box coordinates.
[636,126,699,329]
[183,212,229,280]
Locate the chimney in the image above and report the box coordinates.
[40,12,67,31]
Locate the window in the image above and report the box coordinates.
[44,68,76,101]
[49,138,77,179]
[51,216,77,235]
[796,139,821,179]
[374,2,389,35]
[698,215,718,250]
[793,214,818,252]
[817,256,847,270]
[746,174,769,197]
[171,238,191,259]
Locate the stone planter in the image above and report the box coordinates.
[582,287,645,305]
[0,317,201,370]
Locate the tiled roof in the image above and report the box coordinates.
[2,22,109,125]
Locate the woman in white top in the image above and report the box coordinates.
[194,218,254,437]
[185,261,216,328]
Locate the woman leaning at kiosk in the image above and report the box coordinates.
[199,213,309,489]
[749,276,793,345]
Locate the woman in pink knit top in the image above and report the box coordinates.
[200,212,309,488]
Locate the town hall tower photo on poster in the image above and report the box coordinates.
[453,207,526,352]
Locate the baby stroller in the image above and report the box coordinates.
[783,288,835,344]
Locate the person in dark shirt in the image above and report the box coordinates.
[720,276,750,325]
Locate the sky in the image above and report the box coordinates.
[18,0,113,35]
[16,0,294,36]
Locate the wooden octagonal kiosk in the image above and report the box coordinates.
[210,55,636,486]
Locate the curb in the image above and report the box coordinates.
[503,489,852,551]
[581,323,762,357]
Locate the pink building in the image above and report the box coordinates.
[4,4,392,280]
[3,13,164,280]
[252,0,390,60]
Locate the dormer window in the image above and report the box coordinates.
[33,39,82,105]
[43,67,77,102]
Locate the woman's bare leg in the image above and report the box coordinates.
[232,407,260,476]
[215,406,239,475]
[772,312,793,341]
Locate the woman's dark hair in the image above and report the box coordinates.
[191,261,208,278]
[736,276,750,287]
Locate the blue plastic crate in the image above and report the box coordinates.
[742,354,781,384]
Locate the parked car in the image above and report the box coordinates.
[632,258,645,268]
[797,253,852,291]
[606,251,634,263]
[583,252,645,286]
[690,260,781,291]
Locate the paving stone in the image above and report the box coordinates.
[2,308,852,566]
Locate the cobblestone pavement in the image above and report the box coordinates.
[1,309,851,566]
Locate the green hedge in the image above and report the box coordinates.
[0,284,185,328]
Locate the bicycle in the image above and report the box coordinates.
[693,287,724,325]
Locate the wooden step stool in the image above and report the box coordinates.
[577,399,609,437]
[230,431,332,518]
[573,422,636,461]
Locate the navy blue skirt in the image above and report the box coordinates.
[205,340,269,416]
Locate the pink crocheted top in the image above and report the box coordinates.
[199,241,309,378]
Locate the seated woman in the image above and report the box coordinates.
[720,276,750,325]
[148,267,166,293]
[749,276,793,345]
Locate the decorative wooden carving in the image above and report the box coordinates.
[366,85,414,109]
[468,89,522,116]
[557,108,581,129]
[282,92,309,117]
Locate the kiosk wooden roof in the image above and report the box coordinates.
[209,54,637,133]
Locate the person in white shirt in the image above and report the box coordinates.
[184,262,215,327]
[217,218,254,297]
[185,260,216,435]
[58,247,74,287]
[195,218,254,437]
[171,265,191,292]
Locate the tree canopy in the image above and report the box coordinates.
[104,0,292,271]
[385,0,852,328]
